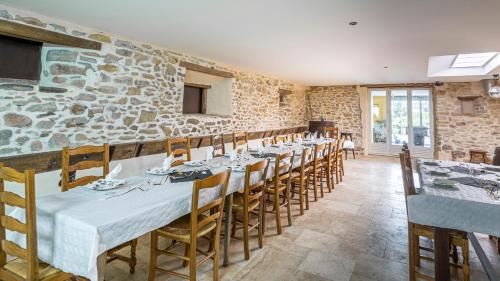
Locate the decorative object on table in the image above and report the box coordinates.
[60,143,138,273]
[399,149,470,281]
[232,131,248,153]
[341,132,356,159]
[148,169,231,281]
[166,137,191,167]
[263,150,295,235]
[231,159,269,260]
[147,155,173,176]
[0,164,76,281]
[469,149,489,164]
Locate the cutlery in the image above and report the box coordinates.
[101,185,139,200]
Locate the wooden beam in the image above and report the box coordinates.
[0,19,102,50]
[0,126,307,173]
[359,83,434,88]
[180,61,234,78]
[184,82,211,89]
[278,89,293,95]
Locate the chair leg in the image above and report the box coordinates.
[344,149,348,160]
[341,158,345,176]
[183,244,190,267]
[352,149,355,159]
[231,212,237,238]
[129,239,137,274]
[305,176,310,210]
[213,229,221,281]
[319,171,324,198]
[299,181,304,215]
[326,166,332,193]
[243,211,250,260]
[312,173,318,201]
[258,201,263,248]
[275,193,282,235]
[286,184,292,226]
[414,235,421,267]
[148,232,158,281]
[335,163,340,184]
[462,239,470,281]
[452,245,459,263]
[189,240,197,281]
[408,224,416,281]
[262,194,267,234]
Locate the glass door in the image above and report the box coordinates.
[368,88,433,157]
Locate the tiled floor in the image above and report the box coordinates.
[105,155,500,281]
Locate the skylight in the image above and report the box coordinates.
[451,52,498,68]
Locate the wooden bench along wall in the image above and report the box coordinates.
[0,126,308,173]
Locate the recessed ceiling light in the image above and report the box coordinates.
[384,66,388,69]
[451,52,498,68]
[348,21,358,26]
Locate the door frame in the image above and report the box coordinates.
[367,87,434,158]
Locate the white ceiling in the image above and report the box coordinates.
[2,0,500,86]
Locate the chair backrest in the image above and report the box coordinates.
[166,137,191,167]
[273,151,295,186]
[326,140,337,163]
[232,132,248,153]
[210,134,226,157]
[0,164,38,280]
[298,148,312,179]
[399,149,416,214]
[312,143,326,167]
[493,147,500,166]
[336,138,345,158]
[189,169,231,243]
[261,138,273,147]
[273,135,286,144]
[61,144,110,192]
[242,159,269,206]
[324,127,339,139]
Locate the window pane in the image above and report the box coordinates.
[183,86,203,114]
[391,90,408,145]
[412,89,431,147]
[371,90,387,143]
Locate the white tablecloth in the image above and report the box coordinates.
[407,159,500,236]
[7,140,332,280]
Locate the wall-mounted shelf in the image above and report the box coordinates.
[0,19,102,50]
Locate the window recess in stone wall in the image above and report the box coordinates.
[181,62,234,117]
[279,88,293,107]
[457,96,484,115]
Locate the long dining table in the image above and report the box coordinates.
[408,159,500,281]
[7,138,334,281]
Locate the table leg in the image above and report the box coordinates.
[434,228,450,281]
[97,252,107,281]
[223,194,233,267]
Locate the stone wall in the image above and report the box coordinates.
[307,86,363,151]
[0,5,307,157]
[434,82,500,162]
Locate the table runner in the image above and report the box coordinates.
[7,140,331,280]
[408,159,500,237]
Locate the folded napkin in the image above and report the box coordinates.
[297,137,302,145]
[206,147,214,161]
[162,155,173,171]
[105,163,122,180]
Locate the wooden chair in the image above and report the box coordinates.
[340,132,356,160]
[210,134,226,157]
[0,163,74,281]
[273,135,286,145]
[335,138,345,183]
[263,151,295,235]
[61,144,138,274]
[308,143,326,201]
[231,159,269,260]
[321,141,336,193]
[148,169,231,281]
[324,127,339,139]
[399,149,470,281]
[291,148,312,215]
[232,132,248,153]
[493,147,500,166]
[261,138,273,147]
[469,149,488,164]
[166,137,191,167]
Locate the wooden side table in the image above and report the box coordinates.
[469,149,488,164]
[340,132,355,159]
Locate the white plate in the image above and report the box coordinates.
[429,167,450,176]
[184,160,206,167]
[432,179,457,188]
[147,167,169,176]
[88,179,125,191]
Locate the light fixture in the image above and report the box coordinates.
[451,52,498,68]
[483,74,500,99]
[348,21,358,26]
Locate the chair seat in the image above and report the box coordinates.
[290,171,301,178]
[232,197,260,212]
[414,224,468,241]
[157,214,217,242]
[2,258,71,280]
[265,183,287,194]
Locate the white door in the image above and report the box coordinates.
[368,88,433,158]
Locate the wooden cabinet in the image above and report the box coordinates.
[308,120,336,135]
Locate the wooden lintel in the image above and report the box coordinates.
[0,19,102,50]
[359,83,434,88]
[184,82,211,89]
[457,96,481,101]
[0,126,307,173]
[180,61,234,78]
[278,88,293,95]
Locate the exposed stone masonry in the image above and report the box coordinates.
[0,6,307,156]
[434,82,500,162]
[307,86,363,151]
